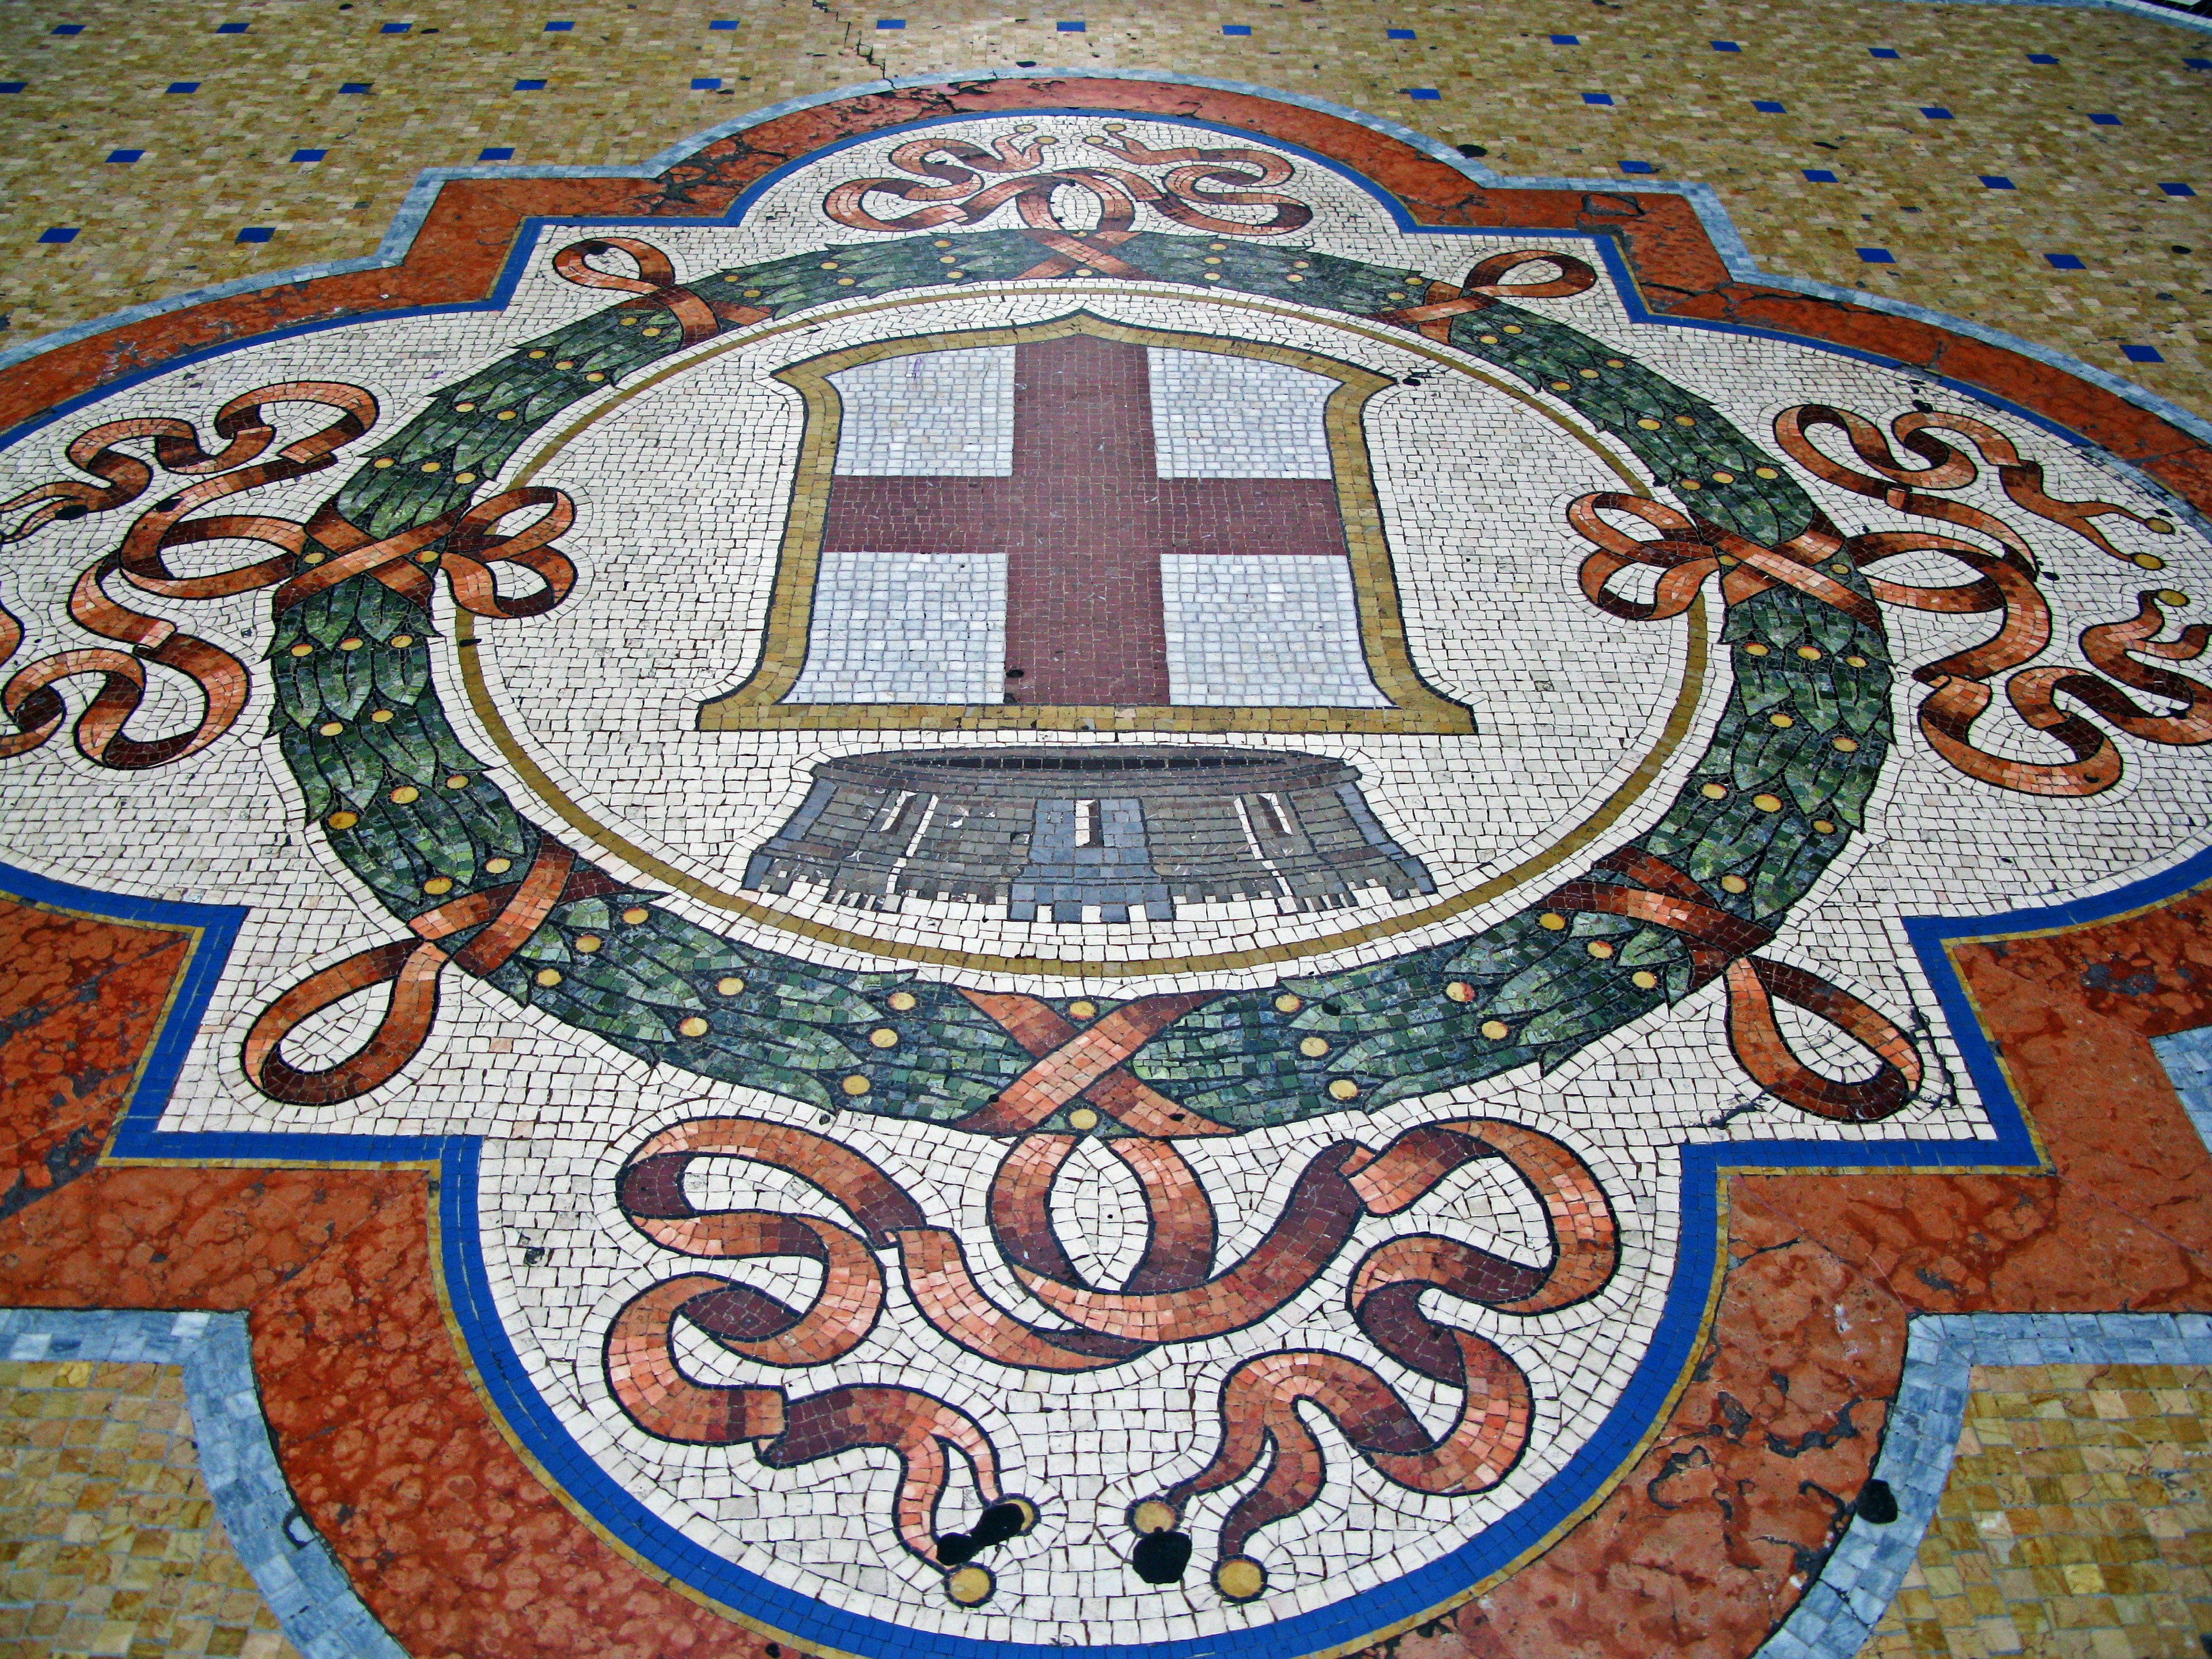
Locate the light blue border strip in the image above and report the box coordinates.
[2150,1024,2212,1151]
[0,58,2205,463]
[1756,1310,2212,1659]
[1883,0,2212,31]
[0,1307,406,1659]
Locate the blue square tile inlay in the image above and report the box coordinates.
[1405,87,1440,99]
[2189,58,2212,70]
[2026,52,2058,63]
[692,76,722,88]
[215,20,248,30]
[514,77,547,89]
[1752,99,1785,112]
[51,22,84,33]
[290,147,327,162]
[1921,106,1953,119]
[380,21,411,32]
[710,17,737,25]
[1711,39,1740,51]
[1618,159,1655,174]
[479,145,515,159]
[1550,33,1578,44]
[106,147,143,163]
[2161,182,2198,197]
[39,227,78,244]
[1803,167,1838,182]
[1857,246,1895,263]
[1980,174,2014,188]
[236,226,274,244]
[2045,252,2085,269]
[1057,19,1085,29]
[1582,91,1613,105]
[2123,344,2165,363]
[2089,112,2121,125]
[1869,46,1899,58]
[1222,24,1251,34]
[338,81,370,92]
[165,81,199,93]
[0,82,25,92]
[544,18,573,28]
[1386,27,1415,37]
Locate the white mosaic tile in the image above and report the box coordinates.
[831,344,1016,476]
[1160,554,1387,706]
[788,551,1008,703]
[1147,349,1334,478]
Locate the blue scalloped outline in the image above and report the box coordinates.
[9,809,2131,1658]
[3,80,2210,1659]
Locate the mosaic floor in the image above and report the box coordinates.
[1,14,2211,1659]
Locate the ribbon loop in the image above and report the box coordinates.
[241,842,590,1105]
[1723,955,1923,1122]
[241,937,450,1106]
[552,236,718,343]
[1565,491,1879,627]
[441,488,578,619]
[1543,847,1921,1122]
[1374,249,1597,338]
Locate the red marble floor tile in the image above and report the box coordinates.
[0,1163,783,1659]
[0,895,192,1219]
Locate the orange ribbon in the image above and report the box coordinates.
[551,236,720,344]
[0,382,378,767]
[949,990,1232,1137]
[0,378,576,770]
[241,841,604,1104]
[1774,403,2212,796]
[1543,846,1922,1122]
[1374,249,1599,342]
[824,132,1312,254]
[1139,1119,1616,1583]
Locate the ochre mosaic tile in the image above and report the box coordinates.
[0,0,2205,413]
[1,59,2211,1659]
[0,1359,299,1659]
[1864,1362,2212,1659]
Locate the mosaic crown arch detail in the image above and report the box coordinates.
[0,81,2209,1659]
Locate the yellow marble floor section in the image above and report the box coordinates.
[0,1359,298,1659]
[0,0,2205,417]
[1862,1362,2212,1659]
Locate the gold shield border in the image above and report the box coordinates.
[697,310,1474,733]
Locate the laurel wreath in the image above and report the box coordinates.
[218,224,1910,1131]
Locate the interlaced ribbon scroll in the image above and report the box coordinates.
[1768,404,2211,796]
[0,383,375,765]
[608,1117,1035,1604]
[0,381,577,767]
[822,128,1315,281]
[1124,1118,1618,1603]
